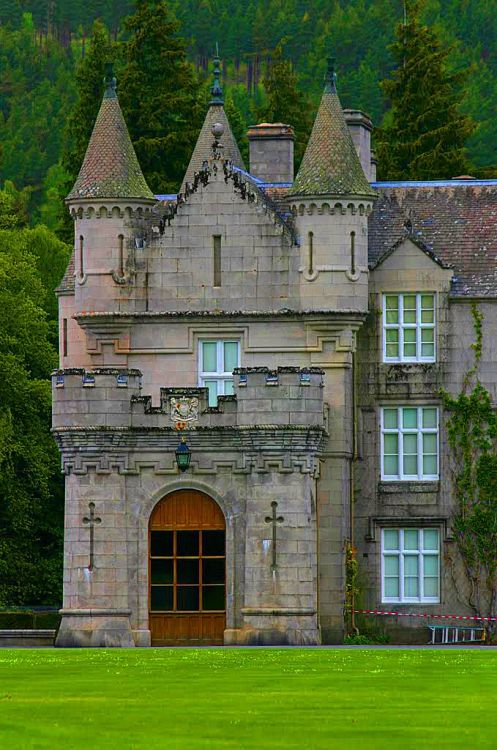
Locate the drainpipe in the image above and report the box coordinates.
[349,350,359,635]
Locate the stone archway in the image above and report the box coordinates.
[149,489,226,646]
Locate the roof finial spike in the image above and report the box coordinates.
[324,56,337,93]
[210,46,224,105]
[104,61,117,99]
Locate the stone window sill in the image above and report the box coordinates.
[378,481,440,495]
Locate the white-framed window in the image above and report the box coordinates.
[381,406,439,481]
[383,293,435,363]
[381,528,440,603]
[199,340,240,407]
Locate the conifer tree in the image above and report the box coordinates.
[61,19,115,182]
[119,0,201,193]
[257,42,313,169]
[375,0,476,180]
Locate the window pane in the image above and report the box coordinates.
[151,559,173,584]
[203,531,225,556]
[423,434,437,454]
[423,529,439,550]
[421,328,434,344]
[403,328,416,344]
[403,433,417,454]
[177,531,199,556]
[404,529,419,550]
[404,342,416,357]
[383,530,399,550]
[386,329,399,343]
[421,343,435,358]
[385,310,399,325]
[423,455,437,476]
[150,531,173,557]
[383,409,398,429]
[386,343,400,359]
[204,380,218,407]
[224,342,238,373]
[421,309,434,324]
[403,455,417,475]
[422,408,437,429]
[202,558,225,584]
[202,342,217,372]
[421,294,434,310]
[384,454,399,476]
[203,586,225,611]
[402,409,418,429]
[177,559,199,584]
[385,295,399,312]
[384,434,398,454]
[423,577,438,598]
[423,555,439,576]
[404,576,419,597]
[384,576,399,598]
[177,586,199,611]
[224,379,234,396]
[151,586,173,611]
[404,555,418,575]
[384,555,399,575]
[403,295,417,323]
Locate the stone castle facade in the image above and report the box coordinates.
[53,59,497,646]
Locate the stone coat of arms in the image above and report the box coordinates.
[170,396,199,430]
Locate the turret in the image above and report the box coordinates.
[288,59,376,312]
[181,53,245,191]
[65,64,156,313]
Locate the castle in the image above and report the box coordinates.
[52,58,497,646]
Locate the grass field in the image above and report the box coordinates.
[0,648,496,749]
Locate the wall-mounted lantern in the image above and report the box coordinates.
[175,435,191,472]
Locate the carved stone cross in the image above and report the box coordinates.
[265,501,284,572]
[82,502,101,571]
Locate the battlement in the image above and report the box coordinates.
[52,367,325,431]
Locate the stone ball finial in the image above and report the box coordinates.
[212,122,224,139]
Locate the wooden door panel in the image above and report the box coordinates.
[149,490,226,646]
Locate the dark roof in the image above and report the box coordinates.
[66,84,154,202]
[181,104,245,190]
[290,72,375,198]
[55,250,75,295]
[369,182,497,296]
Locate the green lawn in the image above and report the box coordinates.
[0,648,495,749]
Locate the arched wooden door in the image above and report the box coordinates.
[149,489,226,646]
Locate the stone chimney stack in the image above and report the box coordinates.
[247,123,294,183]
[343,109,375,182]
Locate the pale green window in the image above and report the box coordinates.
[381,407,439,480]
[199,340,240,407]
[383,293,435,362]
[381,528,440,603]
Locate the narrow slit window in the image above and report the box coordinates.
[308,231,314,274]
[213,235,221,287]
[62,318,68,357]
[79,236,84,277]
[118,234,124,276]
[350,231,356,275]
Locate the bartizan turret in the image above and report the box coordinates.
[288,58,376,312]
[65,64,156,316]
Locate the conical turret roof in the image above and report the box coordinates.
[181,55,245,190]
[67,66,155,202]
[290,60,375,198]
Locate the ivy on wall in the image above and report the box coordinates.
[442,303,497,638]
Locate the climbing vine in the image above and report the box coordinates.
[344,540,359,635]
[441,303,497,639]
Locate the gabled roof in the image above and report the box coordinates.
[370,232,452,271]
[290,60,375,199]
[66,67,154,202]
[181,56,245,191]
[369,182,497,296]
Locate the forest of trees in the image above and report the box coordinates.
[0,0,496,606]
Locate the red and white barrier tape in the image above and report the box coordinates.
[354,608,496,623]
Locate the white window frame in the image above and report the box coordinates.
[382,292,436,363]
[381,406,439,481]
[198,340,240,406]
[381,528,440,604]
